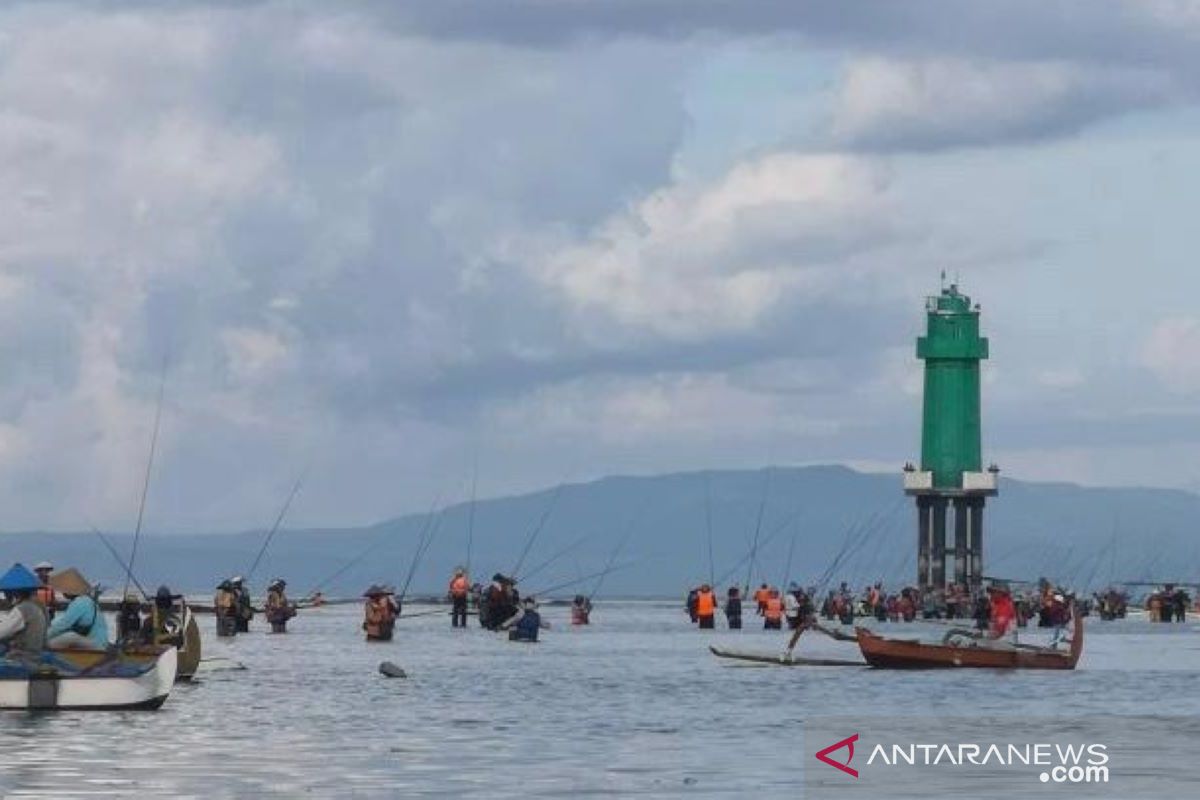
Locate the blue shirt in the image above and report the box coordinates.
[47,596,110,649]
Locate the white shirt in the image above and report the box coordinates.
[0,607,26,641]
[784,593,800,618]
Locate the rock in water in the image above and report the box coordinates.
[379,661,407,678]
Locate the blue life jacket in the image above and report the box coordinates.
[515,610,541,641]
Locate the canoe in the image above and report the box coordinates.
[709,645,864,667]
[0,646,177,710]
[855,614,1083,670]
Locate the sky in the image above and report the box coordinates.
[1,0,1200,532]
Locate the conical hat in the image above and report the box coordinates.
[0,563,41,592]
[49,567,93,596]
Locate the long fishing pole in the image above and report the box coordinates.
[530,560,638,599]
[397,497,450,601]
[124,357,167,600]
[302,494,441,599]
[511,481,566,578]
[589,496,653,602]
[742,467,773,594]
[465,456,478,575]
[714,503,805,586]
[779,531,797,590]
[704,473,716,588]
[90,527,150,599]
[517,533,591,586]
[246,472,305,582]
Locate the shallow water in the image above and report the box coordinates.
[2,602,1198,798]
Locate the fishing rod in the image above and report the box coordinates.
[124,357,168,600]
[742,467,773,594]
[704,473,715,588]
[779,531,797,591]
[510,481,566,578]
[245,472,306,583]
[713,503,805,587]
[465,456,478,575]
[301,495,441,599]
[516,533,591,586]
[397,496,449,602]
[90,527,150,599]
[529,560,638,599]
[588,496,653,602]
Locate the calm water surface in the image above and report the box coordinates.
[2,602,1199,798]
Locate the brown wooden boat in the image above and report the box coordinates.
[855,613,1083,670]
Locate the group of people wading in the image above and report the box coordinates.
[213,576,296,636]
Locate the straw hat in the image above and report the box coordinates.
[49,567,94,596]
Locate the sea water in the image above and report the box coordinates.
[2,602,1199,798]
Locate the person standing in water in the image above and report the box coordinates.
[448,568,470,628]
[230,576,254,633]
[694,583,717,629]
[503,596,549,642]
[763,587,783,630]
[265,579,296,634]
[724,586,742,630]
[571,594,592,625]
[363,585,397,641]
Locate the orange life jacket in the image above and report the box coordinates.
[764,597,783,622]
[450,576,469,598]
[696,590,716,617]
[754,588,768,605]
[35,585,55,609]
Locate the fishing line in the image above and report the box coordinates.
[510,480,567,578]
[90,526,149,599]
[246,471,306,582]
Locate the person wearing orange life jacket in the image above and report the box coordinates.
[363,585,397,641]
[984,582,1018,648]
[754,583,770,615]
[763,587,784,630]
[448,568,470,628]
[695,583,717,629]
[34,561,57,621]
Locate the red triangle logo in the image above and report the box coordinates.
[815,733,859,778]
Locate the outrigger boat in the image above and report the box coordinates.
[854,613,1083,670]
[709,645,864,667]
[1,645,177,710]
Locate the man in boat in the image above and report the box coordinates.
[362,585,397,641]
[116,590,145,642]
[46,568,109,651]
[34,561,57,620]
[724,586,742,630]
[265,578,296,634]
[231,576,254,633]
[0,563,49,659]
[141,585,185,646]
[448,568,470,628]
[695,583,716,629]
[214,579,239,637]
[984,582,1018,646]
[502,596,549,642]
[570,594,592,625]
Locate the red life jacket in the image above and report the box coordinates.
[450,576,469,598]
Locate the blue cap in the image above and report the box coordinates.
[0,563,42,592]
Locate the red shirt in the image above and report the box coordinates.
[990,595,1016,638]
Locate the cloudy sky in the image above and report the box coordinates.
[2,0,1199,531]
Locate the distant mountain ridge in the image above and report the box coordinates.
[2,466,1198,597]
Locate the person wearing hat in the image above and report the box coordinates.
[116,590,145,643]
[448,567,470,628]
[33,561,57,620]
[362,585,396,641]
[46,568,109,650]
[141,585,184,646]
[265,579,296,634]
[479,573,518,631]
[230,576,254,633]
[0,563,49,657]
[214,579,238,637]
[502,596,548,642]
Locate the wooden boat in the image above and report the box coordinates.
[855,614,1083,670]
[709,645,863,667]
[0,646,177,710]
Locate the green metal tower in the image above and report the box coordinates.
[904,282,998,592]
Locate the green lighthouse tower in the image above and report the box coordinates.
[904,282,998,592]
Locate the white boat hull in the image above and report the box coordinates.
[0,647,176,710]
